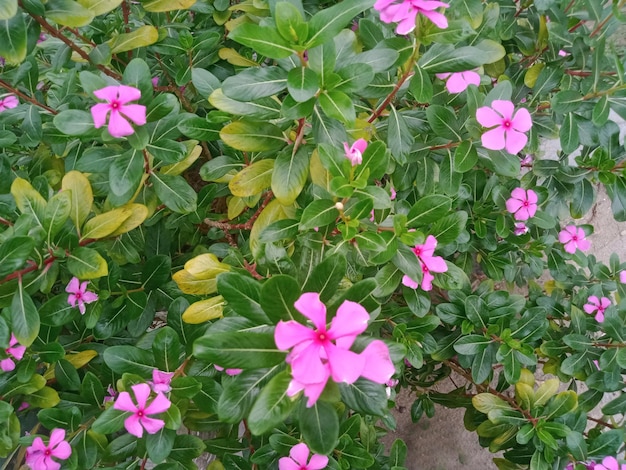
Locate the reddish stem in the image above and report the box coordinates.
[0,78,57,114]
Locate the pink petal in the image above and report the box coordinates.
[595,311,605,323]
[558,230,571,243]
[301,377,329,407]
[395,12,418,34]
[294,293,327,330]
[481,127,506,150]
[120,104,147,126]
[373,0,395,12]
[275,321,315,350]
[476,106,503,127]
[343,142,351,155]
[514,206,531,221]
[490,100,514,120]
[79,281,89,294]
[620,271,626,283]
[289,443,310,467]
[114,391,138,413]
[124,414,144,438]
[45,458,62,470]
[52,441,72,460]
[107,111,135,138]
[583,304,597,314]
[326,343,365,383]
[351,138,368,155]
[291,343,330,384]
[9,344,26,361]
[445,73,468,93]
[420,9,448,28]
[526,189,538,204]
[131,383,151,409]
[308,454,330,470]
[436,73,451,80]
[421,271,434,291]
[526,204,537,218]
[48,429,66,448]
[416,0,450,10]
[462,71,481,87]
[279,457,301,470]
[504,129,528,154]
[328,300,369,342]
[359,340,395,383]
[402,275,418,289]
[601,457,619,470]
[564,241,577,254]
[65,277,80,294]
[31,437,47,453]
[0,358,15,372]
[566,225,578,236]
[116,85,142,104]
[93,85,121,102]
[577,239,591,251]
[3,96,18,108]
[68,294,77,307]
[512,108,532,132]
[140,416,165,434]
[91,103,110,129]
[81,291,98,303]
[144,393,171,415]
[506,197,523,214]
[600,298,611,309]
[588,296,599,305]
[510,187,527,200]
[78,301,86,315]
[9,334,18,347]
[422,254,447,273]
[423,235,438,254]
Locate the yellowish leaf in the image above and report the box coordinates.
[77,0,123,15]
[62,171,93,231]
[140,0,196,12]
[108,25,159,54]
[10,177,47,222]
[218,47,259,67]
[228,196,247,220]
[161,141,202,176]
[81,207,133,240]
[108,204,149,236]
[183,253,231,280]
[172,270,218,295]
[182,296,225,324]
[249,199,296,255]
[309,149,330,191]
[229,160,275,198]
[44,350,98,380]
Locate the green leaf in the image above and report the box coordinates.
[543,391,578,419]
[275,1,308,43]
[355,141,388,181]
[146,428,176,464]
[0,237,35,279]
[142,255,172,291]
[454,141,478,173]
[228,24,297,59]
[566,432,587,461]
[318,91,355,124]
[340,444,375,469]
[38,407,82,432]
[151,173,197,214]
[287,67,319,103]
[453,335,491,355]
[426,105,461,140]
[45,0,95,27]
[53,110,95,136]
[67,247,108,279]
[560,113,579,154]
[177,116,221,141]
[0,12,27,65]
[229,159,275,198]
[303,253,346,303]
[217,368,277,423]
[223,66,288,101]
[258,219,300,243]
[210,89,282,119]
[334,64,374,93]
[220,120,286,152]
[153,327,183,372]
[407,194,452,227]
[409,65,433,103]
[11,284,39,346]
[272,146,310,205]
[80,372,105,406]
[340,378,387,416]
[217,272,270,324]
[103,345,155,376]
[193,332,286,369]
[147,140,187,165]
[387,105,413,162]
[430,211,468,244]
[92,406,127,435]
[306,0,373,48]
[55,359,81,391]
[248,371,296,435]
[299,400,339,454]
[170,377,201,398]
[592,95,610,127]
[551,90,584,114]
[0,0,17,19]
[601,393,626,415]
[108,25,159,54]
[417,40,505,73]
[76,0,123,16]
[260,275,302,323]
[299,199,339,230]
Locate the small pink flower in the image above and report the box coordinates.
[113,383,171,438]
[343,139,367,166]
[91,85,147,138]
[149,369,174,393]
[18,402,30,411]
[592,359,600,371]
[620,271,626,283]
[521,154,533,166]
[596,456,626,470]
[402,235,448,291]
[506,188,538,221]
[558,225,591,254]
[374,0,449,34]
[278,443,328,470]
[390,186,397,200]
[0,95,19,112]
[476,100,532,154]
[214,364,243,376]
[25,429,72,470]
[514,222,529,236]
[103,385,117,404]
[583,296,611,323]
[151,77,159,87]
[1,334,26,372]
[558,49,569,57]
[65,277,98,315]
[436,71,480,93]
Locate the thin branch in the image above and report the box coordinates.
[204,191,274,231]
[0,78,57,114]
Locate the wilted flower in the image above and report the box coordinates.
[476,100,532,154]
[66,277,98,315]
[25,429,72,470]
[374,0,449,34]
[559,225,590,254]
[91,85,147,138]
[514,222,529,236]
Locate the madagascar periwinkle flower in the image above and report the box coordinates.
[25,429,72,470]
[506,188,538,221]
[559,225,590,254]
[401,235,448,291]
[149,369,174,393]
[583,296,611,323]
[1,334,26,372]
[113,383,171,438]
[0,94,19,112]
[620,271,626,283]
[274,293,394,406]
[214,364,243,376]
[65,277,98,315]
[476,100,532,155]
[343,139,367,166]
[374,0,449,34]
[596,456,626,470]
[514,222,529,236]
[91,85,147,138]
[278,443,328,470]
[436,71,480,93]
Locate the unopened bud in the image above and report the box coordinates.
[335,202,344,211]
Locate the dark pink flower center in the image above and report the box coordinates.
[316,331,328,342]
[44,449,51,457]
[137,409,144,418]
[422,264,429,273]
[522,200,529,207]
[413,247,422,256]
[75,291,82,300]
[572,235,578,241]
[502,119,512,129]
[110,100,121,110]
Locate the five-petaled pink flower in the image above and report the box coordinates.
[559,225,590,254]
[596,456,626,470]
[583,296,611,323]
[25,428,72,470]
[215,364,243,376]
[436,71,480,93]
[0,95,19,112]
[113,383,171,438]
[476,100,532,155]
[514,222,529,236]
[66,277,98,315]
[374,0,449,34]
[149,369,174,393]
[275,293,394,406]
[506,188,538,221]
[278,443,328,470]
[1,334,26,372]
[401,235,448,291]
[91,85,147,138]
[343,139,367,166]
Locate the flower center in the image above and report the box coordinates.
[316,331,328,342]
[422,264,429,273]
[413,247,422,256]
[110,100,121,110]
[572,235,578,241]
[137,409,144,418]
[502,119,512,129]
[522,200,529,207]
[75,292,82,300]
[44,449,51,457]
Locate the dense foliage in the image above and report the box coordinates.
[1,0,626,469]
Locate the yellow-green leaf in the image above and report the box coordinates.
[249,199,295,255]
[108,25,159,54]
[161,141,202,175]
[229,160,275,198]
[228,196,247,219]
[76,0,123,15]
[62,171,93,232]
[218,47,259,66]
[0,0,17,20]
[81,207,133,240]
[25,387,61,409]
[172,270,218,295]
[534,378,560,406]
[183,253,231,279]
[220,121,286,152]
[11,177,47,223]
[182,296,225,324]
[46,0,95,27]
[108,204,149,236]
[67,247,108,279]
[140,0,196,12]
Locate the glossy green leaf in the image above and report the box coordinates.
[228,24,297,59]
[272,146,310,205]
[193,332,286,369]
[11,284,39,346]
[0,12,26,65]
[223,66,287,101]
[221,121,286,152]
[248,371,296,435]
[46,0,95,27]
[299,400,339,454]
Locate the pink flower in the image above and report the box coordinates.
[91,85,147,138]
[103,385,117,404]
[592,359,600,371]
[151,77,159,87]
[25,429,72,470]
[620,271,626,283]
[113,383,171,438]
[0,95,19,112]
[374,0,449,34]
[514,222,529,236]
[214,364,243,376]
[401,235,448,291]
[476,100,532,154]
[149,369,174,393]
[558,225,591,254]
[506,188,538,220]
[436,71,480,93]
[343,139,367,166]
[65,277,98,315]
[521,154,533,166]
[596,457,626,470]
[558,49,569,57]
[390,186,397,200]
[583,296,611,323]
[1,334,26,372]
[278,443,328,470]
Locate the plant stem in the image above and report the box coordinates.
[0,78,57,114]
[204,191,274,231]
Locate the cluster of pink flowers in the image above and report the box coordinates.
[279,443,328,470]
[1,334,26,372]
[91,85,146,138]
[374,0,449,34]
[476,100,532,155]
[113,382,171,438]
[25,429,71,470]
[583,296,611,323]
[66,277,98,315]
[274,293,395,406]
[567,457,626,470]
[343,139,368,166]
[401,235,448,291]
[559,225,590,254]
[0,94,19,112]
[436,71,480,93]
